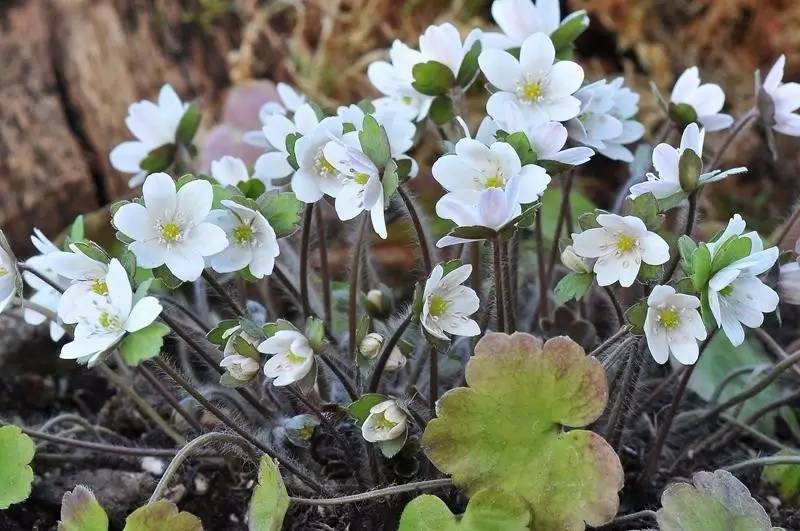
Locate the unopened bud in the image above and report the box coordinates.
[561,246,591,274]
[779,262,800,305]
[358,332,384,359]
[384,347,407,371]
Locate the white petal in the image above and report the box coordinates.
[124,296,163,332]
[110,141,147,173]
[478,49,522,92]
[518,32,555,74]
[142,172,177,218]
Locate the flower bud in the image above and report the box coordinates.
[363,287,393,319]
[358,332,384,359]
[561,245,591,274]
[220,354,260,381]
[779,262,800,305]
[384,346,407,371]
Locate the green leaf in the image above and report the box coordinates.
[258,191,303,238]
[396,158,413,184]
[504,133,537,165]
[206,319,240,345]
[423,333,623,531]
[232,335,260,360]
[175,104,201,146]
[382,159,399,207]
[398,489,530,531]
[678,235,698,275]
[358,114,391,167]
[554,272,593,305]
[0,425,35,509]
[153,265,183,290]
[68,215,85,244]
[237,179,266,199]
[669,102,699,128]
[689,335,784,434]
[304,317,326,353]
[657,191,688,212]
[379,429,407,458]
[550,11,589,55]
[248,456,289,531]
[691,243,713,290]
[638,263,663,283]
[429,96,455,125]
[624,192,662,231]
[347,393,387,425]
[211,184,236,209]
[456,40,482,88]
[710,236,752,274]
[624,300,648,335]
[262,319,297,338]
[72,241,110,264]
[285,133,301,170]
[411,61,455,96]
[763,451,800,503]
[58,486,109,531]
[123,501,202,531]
[140,144,176,173]
[449,226,497,240]
[119,322,171,366]
[679,149,703,192]
[656,469,782,531]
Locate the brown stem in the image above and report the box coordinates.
[138,363,204,433]
[546,171,575,285]
[300,203,314,318]
[534,212,549,319]
[492,237,506,332]
[368,311,413,393]
[201,270,244,317]
[315,204,333,328]
[348,215,369,360]
[398,186,433,275]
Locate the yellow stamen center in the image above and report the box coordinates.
[98,311,120,330]
[521,81,543,102]
[719,285,734,297]
[428,295,449,318]
[657,307,680,330]
[160,222,182,242]
[316,156,336,174]
[354,172,370,185]
[484,175,504,188]
[373,411,398,430]
[232,224,254,245]
[615,234,637,253]
[0,266,8,278]
[91,279,108,296]
[286,350,306,365]
[402,96,413,105]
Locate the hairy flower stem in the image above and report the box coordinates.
[368,311,413,393]
[152,356,326,494]
[640,331,715,486]
[349,215,369,365]
[315,205,332,328]
[289,478,453,506]
[660,191,698,283]
[138,363,204,433]
[534,212,549,321]
[96,363,186,445]
[492,237,506,332]
[429,347,439,417]
[500,239,515,333]
[589,326,630,358]
[545,170,575,285]
[398,186,433,275]
[603,286,625,327]
[605,338,645,450]
[159,313,273,420]
[317,352,358,401]
[300,203,314,318]
[470,242,482,298]
[149,432,258,503]
[201,270,244,317]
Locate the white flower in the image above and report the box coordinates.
[358,332,384,360]
[244,84,309,149]
[435,176,523,248]
[629,123,747,200]
[561,245,592,274]
[112,172,228,282]
[220,354,261,381]
[670,67,733,132]
[60,259,162,366]
[433,138,550,206]
[47,244,109,325]
[206,200,279,279]
[323,136,388,239]
[253,103,328,184]
[483,0,589,49]
[110,84,187,188]
[706,215,779,346]
[210,156,250,187]
[422,264,480,339]
[567,77,644,162]
[368,40,435,122]
[644,285,707,365]
[571,214,670,287]
[258,330,315,386]
[760,55,800,137]
[336,105,417,158]
[479,32,583,125]
[0,241,18,315]
[22,229,67,341]
[476,115,593,166]
[361,399,408,443]
[778,262,800,305]
[418,23,483,78]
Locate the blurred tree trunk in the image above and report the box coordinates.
[0,0,241,254]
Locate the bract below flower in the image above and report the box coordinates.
[206,200,279,279]
[760,55,800,137]
[367,40,434,122]
[670,67,733,131]
[644,285,707,365]
[571,214,669,287]
[482,0,588,49]
[361,399,408,443]
[417,23,482,79]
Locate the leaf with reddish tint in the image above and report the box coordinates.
[58,486,109,531]
[422,332,623,531]
[123,501,202,531]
